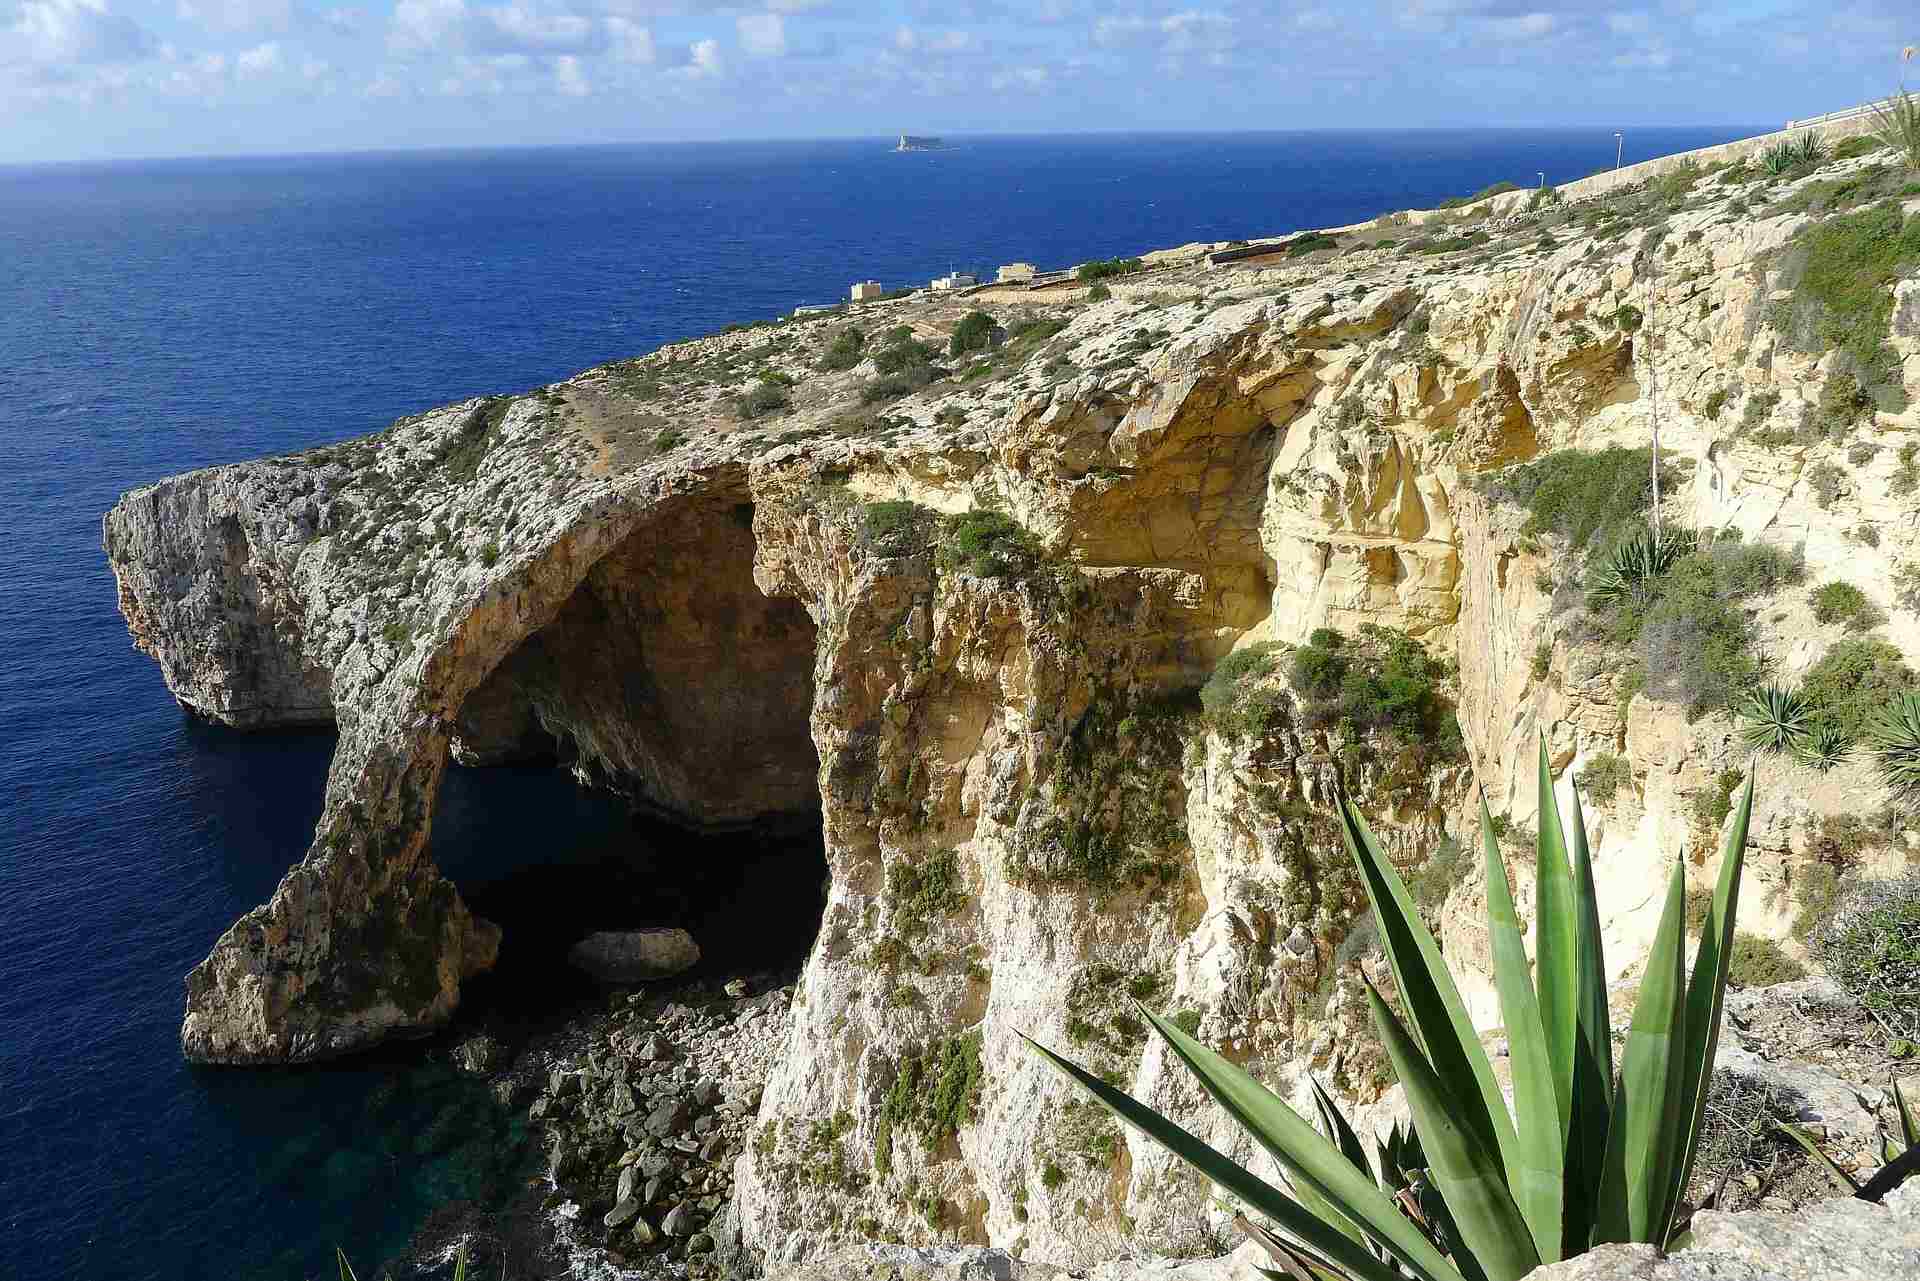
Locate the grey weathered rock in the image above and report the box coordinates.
[615,1164,638,1205]
[630,1216,658,1246]
[645,1096,691,1138]
[662,1202,698,1237]
[603,1196,641,1230]
[566,929,701,983]
[1521,1184,1920,1279]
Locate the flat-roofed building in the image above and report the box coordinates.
[850,280,884,302]
[996,262,1037,283]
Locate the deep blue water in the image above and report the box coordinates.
[0,129,1757,1280]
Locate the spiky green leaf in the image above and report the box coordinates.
[1773,1121,1862,1193]
[1142,1008,1462,1281]
[1595,862,1690,1244]
[1023,1034,1415,1281]
[1662,771,1753,1240]
[1362,981,1542,1281]
[1336,791,1517,1165]
[1481,792,1565,1261]
[1562,777,1612,1249]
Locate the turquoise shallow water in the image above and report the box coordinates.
[0,129,1757,1279]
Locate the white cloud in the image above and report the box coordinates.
[736,12,783,57]
[893,25,977,54]
[174,0,295,35]
[1488,12,1555,39]
[235,39,282,76]
[605,15,652,63]
[676,35,720,76]
[553,51,587,93]
[388,0,598,58]
[3,0,156,65]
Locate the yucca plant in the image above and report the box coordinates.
[1872,90,1920,170]
[1795,722,1852,771]
[1739,683,1813,754]
[1866,692,1920,805]
[1028,741,1755,1281]
[1760,132,1825,175]
[1587,526,1696,607]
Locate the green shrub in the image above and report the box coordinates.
[817,326,866,371]
[1613,552,1762,718]
[1085,282,1112,302]
[862,500,937,557]
[1199,643,1288,741]
[937,509,1046,579]
[1726,933,1808,988]
[1797,723,1853,771]
[1833,135,1885,162]
[734,378,792,420]
[1870,90,1920,171]
[1287,624,1463,763]
[1077,256,1142,282]
[1283,232,1341,256]
[1800,637,1916,741]
[1439,179,1519,208]
[1531,641,1553,681]
[1806,461,1848,508]
[1811,580,1884,630]
[1690,769,1745,833]
[1896,443,1920,495]
[1479,447,1677,554]
[949,310,997,357]
[1577,753,1634,805]
[1772,200,1920,414]
[1739,389,1782,434]
[1811,876,1920,1040]
[1702,387,1730,418]
[1705,536,1806,598]
[1761,132,1825,175]
[1407,831,1474,917]
[1613,304,1645,332]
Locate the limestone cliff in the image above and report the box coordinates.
[105,142,1920,1264]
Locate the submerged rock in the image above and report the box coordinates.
[566,929,701,983]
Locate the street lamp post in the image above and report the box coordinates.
[1614,132,1624,170]
[1537,171,1546,189]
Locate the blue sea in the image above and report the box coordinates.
[0,129,1756,1280]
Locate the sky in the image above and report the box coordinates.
[0,1,1914,164]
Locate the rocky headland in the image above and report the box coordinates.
[105,126,1920,1279]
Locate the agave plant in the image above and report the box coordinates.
[1760,132,1825,175]
[1873,91,1920,170]
[1028,741,1755,1281]
[1795,722,1852,771]
[1776,1078,1920,1201]
[1738,683,1813,755]
[1866,692,1920,804]
[1587,526,1696,607]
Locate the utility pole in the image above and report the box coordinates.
[1538,171,1546,189]
[1614,131,1624,170]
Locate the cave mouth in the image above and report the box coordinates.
[434,759,827,1029]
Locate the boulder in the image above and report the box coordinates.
[603,1196,642,1230]
[567,929,700,983]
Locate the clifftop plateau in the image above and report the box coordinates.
[105,134,1920,1274]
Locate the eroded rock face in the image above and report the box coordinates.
[105,147,1920,1265]
[569,930,702,983]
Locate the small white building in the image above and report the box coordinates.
[850,280,884,302]
[929,272,977,293]
[996,262,1037,283]
[792,304,835,317]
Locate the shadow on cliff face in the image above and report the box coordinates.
[432,759,828,1028]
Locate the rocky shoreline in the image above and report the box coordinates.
[384,964,798,1280]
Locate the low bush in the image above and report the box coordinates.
[733,377,792,420]
[1577,753,1633,805]
[1812,876,1920,1040]
[862,500,937,557]
[1478,446,1677,554]
[817,327,866,371]
[1199,643,1289,740]
[1077,256,1142,282]
[1085,283,1111,302]
[1806,461,1849,508]
[1287,624,1464,761]
[1282,232,1341,256]
[1771,200,1920,415]
[1726,933,1808,988]
[949,311,996,358]
[1811,580,1884,630]
[1800,637,1915,741]
[1614,551,1763,717]
[937,509,1046,579]
[1438,179,1519,208]
[1740,389,1782,434]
